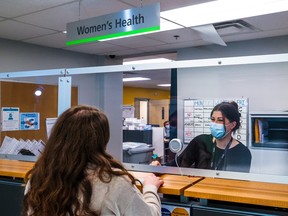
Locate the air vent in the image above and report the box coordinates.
[213,20,257,35]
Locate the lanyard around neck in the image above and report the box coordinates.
[210,137,233,170]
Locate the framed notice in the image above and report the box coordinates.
[122,105,135,118]
[1,107,20,131]
[183,98,248,145]
[46,118,57,138]
[20,112,40,130]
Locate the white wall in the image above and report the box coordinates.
[177,36,288,175]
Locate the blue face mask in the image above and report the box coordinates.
[209,122,226,139]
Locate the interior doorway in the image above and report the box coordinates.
[134,98,149,124]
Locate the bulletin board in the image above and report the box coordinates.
[183,98,249,145]
[0,81,78,144]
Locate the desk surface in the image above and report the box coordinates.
[184,177,288,208]
[1,159,288,209]
[0,159,34,179]
[130,171,202,195]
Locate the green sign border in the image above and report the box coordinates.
[66,25,160,46]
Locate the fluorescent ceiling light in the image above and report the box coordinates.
[161,0,288,28]
[157,84,171,87]
[123,77,151,82]
[123,58,174,65]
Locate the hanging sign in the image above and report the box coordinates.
[66,3,160,46]
[1,107,20,131]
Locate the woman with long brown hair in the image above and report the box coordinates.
[22,105,163,216]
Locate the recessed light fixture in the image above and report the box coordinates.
[34,89,42,96]
[123,77,151,82]
[157,84,171,87]
[34,86,44,96]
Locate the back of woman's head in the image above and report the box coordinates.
[22,105,133,216]
[211,101,241,132]
[46,105,110,165]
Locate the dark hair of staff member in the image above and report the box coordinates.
[167,101,252,172]
[22,105,163,216]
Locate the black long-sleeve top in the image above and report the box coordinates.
[167,134,252,173]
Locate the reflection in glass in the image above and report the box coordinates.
[122,61,288,181]
[1,56,288,184]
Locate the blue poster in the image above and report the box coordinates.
[20,113,40,130]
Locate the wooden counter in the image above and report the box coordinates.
[130,171,202,195]
[1,159,288,210]
[184,177,288,209]
[0,159,34,179]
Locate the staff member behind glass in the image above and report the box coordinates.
[153,101,252,173]
[22,105,163,216]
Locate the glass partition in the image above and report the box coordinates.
[0,73,62,161]
[1,53,288,184]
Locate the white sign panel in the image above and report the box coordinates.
[46,118,57,138]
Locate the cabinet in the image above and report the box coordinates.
[0,179,25,216]
[249,112,288,149]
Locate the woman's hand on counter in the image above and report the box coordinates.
[150,160,162,166]
[143,173,164,189]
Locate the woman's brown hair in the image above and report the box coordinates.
[22,105,135,216]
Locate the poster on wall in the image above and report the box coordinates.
[183,98,248,145]
[1,107,20,131]
[20,112,40,130]
[122,105,135,118]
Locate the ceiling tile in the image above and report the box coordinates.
[15,2,79,31]
[223,29,288,44]
[79,0,132,19]
[138,40,207,53]
[147,28,202,43]
[106,35,166,48]
[104,48,146,56]
[119,0,208,11]
[0,0,73,18]
[14,0,133,32]
[64,41,126,55]
[23,32,67,48]
[0,0,286,58]
[246,12,288,31]
[0,20,56,40]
